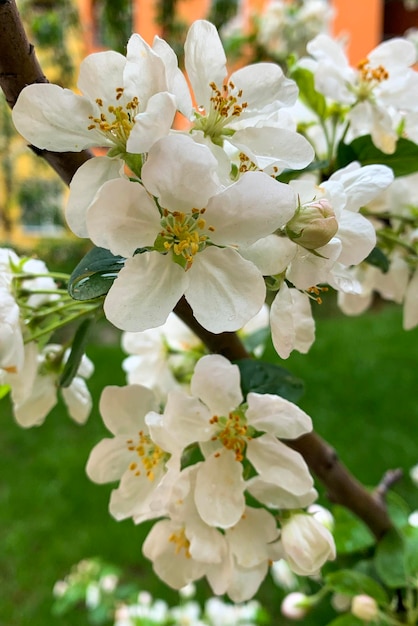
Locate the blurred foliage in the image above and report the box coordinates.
[92,0,133,53]
[18,0,80,85]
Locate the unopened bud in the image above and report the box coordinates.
[285,198,338,250]
[351,595,379,622]
[281,592,310,620]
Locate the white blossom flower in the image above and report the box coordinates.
[121,313,203,400]
[183,20,314,173]
[146,354,314,529]
[280,511,336,575]
[12,34,177,155]
[304,35,418,152]
[6,344,94,428]
[85,133,297,334]
[0,278,24,374]
[86,384,180,522]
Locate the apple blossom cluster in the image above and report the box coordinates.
[11,19,397,358]
[0,247,95,427]
[86,354,335,601]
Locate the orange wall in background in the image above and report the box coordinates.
[78,0,385,63]
[332,0,383,63]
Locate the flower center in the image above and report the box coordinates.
[210,410,252,461]
[155,208,214,270]
[356,58,389,100]
[169,528,191,558]
[87,87,140,151]
[126,430,168,481]
[192,80,248,146]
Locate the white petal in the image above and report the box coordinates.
[124,33,167,104]
[207,172,296,246]
[141,134,219,212]
[246,392,312,438]
[194,450,246,528]
[184,20,227,109]
[87,179,160,256]
[191,355,243,415]
[186,247,265,333]
[270,285,315,359]
[240,235,297,275]
[230,127,314,170]
[247,477,318,509]
[86,437,132,483]
[99,384,157,435]
[328,164,394,213]
[12,84,101,151]
[147,389,212,450]
[247,434,314,495]
[13,375,57,427]
[230,63,298,110]
[152,36,193,118]
[127,92,176,153]
[61,376,92,424]
[226,507,278,567]
[225,562,269,603]
[337,211,376,266]
[66,157,125,238]
[104,252,188,332]
[77,50,126,103]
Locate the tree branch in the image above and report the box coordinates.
[0,0,395,540]
[0,0,92,184]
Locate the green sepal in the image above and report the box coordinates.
[59,317,94,388]
[68,246,125,301]
[235,358,304,402]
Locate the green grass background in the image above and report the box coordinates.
[1,303,418,625]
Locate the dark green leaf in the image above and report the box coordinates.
[325,570,388,604]
[236,359,304,402]
[403,525,418,579]
[386,491,411,528]
[331,505,375,555]
[336,136,418,177]
[290,67,327,118]
[68,246,125,301]
[364,247,390,274]
[59,317,94,388]
[374,529,407,588]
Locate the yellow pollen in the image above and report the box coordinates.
[357,58,389,84]
[88,89,140,148]
[211,411,250,461]
[126,431,166,481]
[169,530,191,558]
[307,285,328,304]
[159,208,213,270]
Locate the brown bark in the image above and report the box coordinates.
[0,0,396,540]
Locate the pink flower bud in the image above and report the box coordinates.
[285,198,338,250]
[281,592,310,620]
[351,595,379,622]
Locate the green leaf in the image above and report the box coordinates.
[0,384,10,400]
[374,529,407,588]
[331,505,375,555]
[325,570,388,605]
[336,135,418,177]
[326,615,363,626]
[290,67,327,118]
[235,359,304,402]
[68,246,125,301]
[403,525,418,579]
[386,491,411,528]
[59,317,94,388]
[364,247,390,274]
